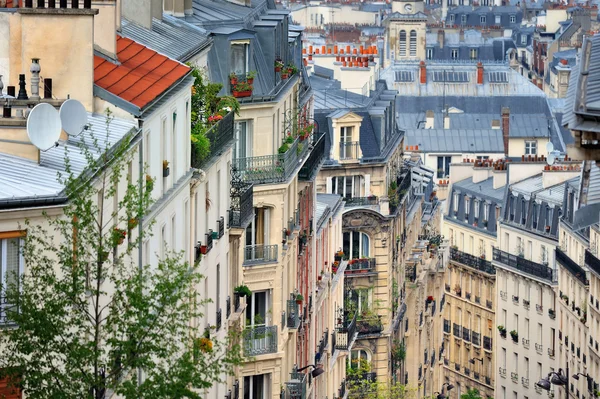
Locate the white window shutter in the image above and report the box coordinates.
[364,174,371,196]
[326,177,332,194]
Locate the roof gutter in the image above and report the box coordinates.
[0,195,68,210]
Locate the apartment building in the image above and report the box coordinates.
[586,225,600,399]
[442,160,508,399]
[494,161,581,399]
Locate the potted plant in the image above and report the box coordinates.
[234,285,252,298]
[232,81,253,98]
[274,59,284,72]
[287,64,299,75]
[498,325,507,338]
[163,160,170,177]
[200,244,208,254]
[196,336,213,353]
[145,174,154,192]
[229,72,238,85]
[246,70,256,84]
[128,217,138,230]
[318,270,324,281]
[281,68,290,79]
[296,294,304,305]
[510,330,518,342]
[335,250,344,261]
[427,296,434,302]
[112,227,126,247]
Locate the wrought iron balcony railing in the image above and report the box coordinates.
[243,325,278,356]
[492,248,553,282]
[232,133,314,185]
[191,111,235,168]
[226,296,231,318]
[357,315,383,336]
[343,196,378,207]
[298,133,325,180]
[450,247,496,274]
[287,300,300,329]
[335,312,357,351]
[339,141,360,160]
[244,244,278,265]
[345,258,376,274]
[556,248,589,285]
[216,308,222,330]
[0,295,17,326]
[286,371,307,399]
[228,179,253,229]
[316,329,329,362]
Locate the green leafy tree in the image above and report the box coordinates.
[0,111,242,398]
[461,389,483,399]
[346,358,415,399]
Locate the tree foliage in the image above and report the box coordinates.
[461,389,483,399]
[0,110,242,398]
[346,358,415,399]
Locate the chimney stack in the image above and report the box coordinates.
[420,61,427,84]
[30,58,41,100]
[426,110,434,128]
[476,62,484,85]
[459,29,465,43]
[17,74,28,100]
[438,30,445,49]
[501,107,510,155]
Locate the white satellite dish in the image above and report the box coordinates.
[547,151,556,166]
[59,99,88,136]
[546,141,554,153]
[26,103,61,151]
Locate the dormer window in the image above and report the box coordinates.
[461,15,467,24]
[230,42,249,76]
[453,193,459,215]
[510,15,516,23]
[521,35,527,45]
[495,15,501,24]
[450,14,455,22]
[451,49,459,59]
[340,126,357,159]
[427,48,433,60]
[470,48,477,60]
[521,199,527,224]
[483,203,490,224]
[474,200,480,221]
[480,15,486,24]
[465,197,470,220]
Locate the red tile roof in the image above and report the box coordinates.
[94,35,190,110]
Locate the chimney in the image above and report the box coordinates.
[444,114,450,129]
[438,30,445,49]
[123,0,162,28]
[459,29,465,42]
[17,74,28,100]
[476,62,484,85]
[425,110,434,128]
[501,107,510,155]
[420,61,427,84]
[30,58,41,100]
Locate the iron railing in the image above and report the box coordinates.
[216,309,222,330]
[339,141,360,160]
[243,325,278,356]
[226,296,231,318]
[316,329,329,361]
[585,250,600,276]
[450,247,495,274]
[335,312,357,351]
[228,181,253,228]
[343,196,378,207]
[287,299,300,328]
[338,380,347,399]
[192,111,235,168]
[345,258,376,274]
[232,134,313,185]
[492,248,553,282]
[244,244,278,265]
[0,295,17,325]
[357,315,383,336]
[217,217,225,238]
[205,231,213,253]
[462,327,471,342]
[556,248,588,285]
[453,323,461,338]
[298,133,325,180]
[286,371,307,399]
[472,331,481,346]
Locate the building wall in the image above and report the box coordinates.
[507,137,550,159]
[291,5,380,28]
[444,219,497,262]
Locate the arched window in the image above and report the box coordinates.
[410,30,417,57]
[349,348,372,371]
[343,231,370,259]
[399,30,407,57]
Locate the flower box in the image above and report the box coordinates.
[281,73,289,79]
[233,90,252,98]
[200,245,208,255]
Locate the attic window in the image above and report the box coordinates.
[521,35,527,45]
[230,42,249,76]
[470,48,477,60]
[450,14,455,22]
[426,48,433,60]
[480,15,486,24]
[461,15,467,24]
[495,15,501,24]
[510,15,516,23]
[451,49,459,60]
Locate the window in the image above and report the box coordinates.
[246,290,269,327]
[409,30,417,57]
[350,349,371,371]
[465,197,470,217]
[0,237,23,294]
[451,49,459,59]
[399,30,407,57]
[461,15,467,24]
[525,140,537,155]
[234,121,252,159]
[510,15,516,23]
[349,289,371,313]
[331,176,362,198]
[437,156,451,178]
[453,193,459,213]
[470,48,477,60]
[474,200,480,219]
[340,126,356,159]
[244,374,268,399]
[343,231,370,259]
[480,15,486,24]
[521,199,527,224]
[483,203,490,222]
[450,14,455,22]
[230,42,249,75]
[426,48,433,60]
[521,35,527,45]
[495,15,501,24]
[172,112,177,178]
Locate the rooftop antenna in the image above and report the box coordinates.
[26,103,62,151]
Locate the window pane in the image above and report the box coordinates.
[352,232,359,259]
[361,233,370,257]
[231,44,247,75]
[5,239,20,288]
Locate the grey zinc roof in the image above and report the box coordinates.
[454,176,505,201]
[510,175,578,206]
[405,129,504,153]
[445,5,522,27]
[121,15,211,62]
[183,0,267,27]
[0,113,137,201]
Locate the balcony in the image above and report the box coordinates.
[492,248,553,282]
[343,196,378,207]
[522,338,530,348]
[511,372,518,383]
[298,133,325,180]
[499,367,506,378]
[450,247,496,274]
[243,325,278,356]
[232,133,313,185]
[556,248,589,285]
[244,244,278,265]
[217,216,225,238]
[522,377,529,388]
[535,343,543,353]
[357,314,383,336]
[287,299,300,329]
[345,258,376,274]
[191,111,235,168]
[286,370,307,399]
[216,308,222,330]
[339,141,360,160]
[316,329,329,362]
[338,380,347,399]
[335,311,357,351]
[228,180,253,229]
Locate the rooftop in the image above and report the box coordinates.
[94,35,190,112]
[405,129,504,153]
[511,174,580,205]
[426,31,516,62]
[454,176,505,202]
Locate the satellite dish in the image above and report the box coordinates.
[547,151,556,166]
[546,141,554,153]
[27,103,61,151]
[59,99,88,136]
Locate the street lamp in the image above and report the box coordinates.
[435,383,454,398]
[537,367,569,394]
[469,357,484,364]
[296,364,325,378]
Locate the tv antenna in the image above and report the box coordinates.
[59,99,89,136]
[26,103,62,151]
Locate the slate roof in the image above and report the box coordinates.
[511,175,578,205]
[121,15,211,62]
[0,113,137,203]
[94,36,190,110]
[426,31,516,62]
[405,129,504,153]
[445,5,522,28]
[454,176,505,201]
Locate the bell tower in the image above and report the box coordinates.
[384,0,427,65]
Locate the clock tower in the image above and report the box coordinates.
[383,0,427,65]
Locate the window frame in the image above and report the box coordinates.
[525,140,537,155]
[230,42,250,76]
